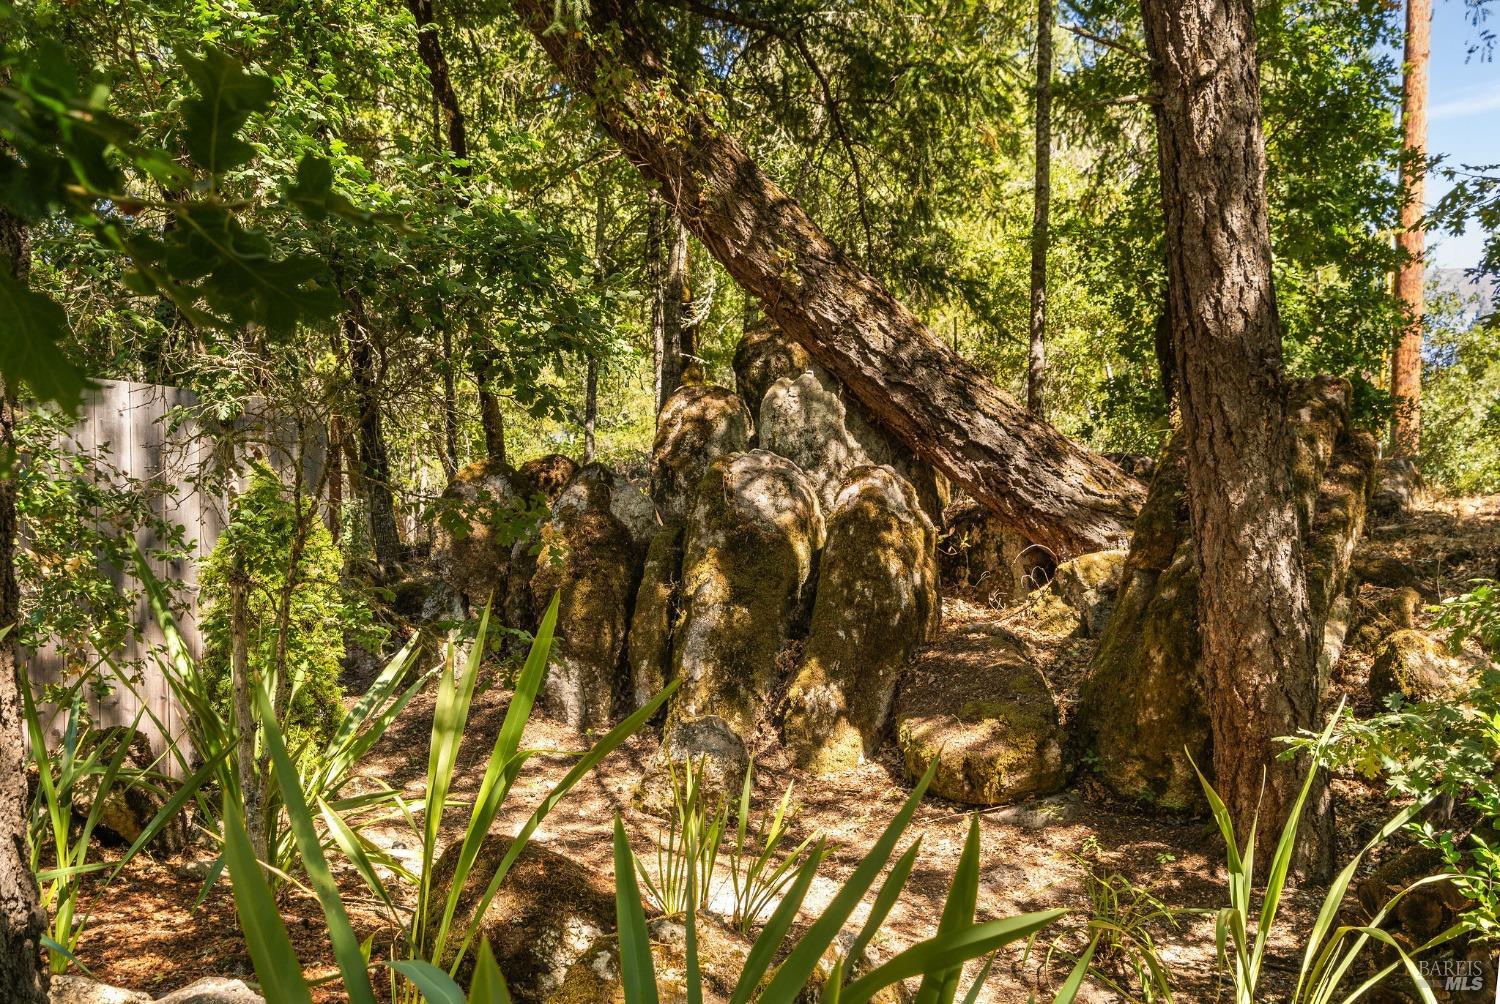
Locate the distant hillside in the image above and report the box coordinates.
[1432,267,1497,327]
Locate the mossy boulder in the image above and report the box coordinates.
[733,322,816,421]
[531,464,645,731]
[1350,585,1423,655]
[668,451,823,745]
[626,521,685,711]
[734,325,946,522]
[430,836,615,999]
[894,622,1068,805]
[1369,629,1466,704]
[650,385,753,522]
[782,467,941,774]
[429,459,537,609]
[1020,549,1127,639]
[518,454,580,505]
[939,496,1052,604]
[1371,456,1426,522]
[758,371,868,513]
[1078,378,1376,810]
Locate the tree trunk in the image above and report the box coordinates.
[1143,0,1330,876]
[341,290,402,573]
[1390,0,1430,457]
[326,414,343,542]
[0,207,50,1004]
[658,211,692,410]
[515,0,1144,557]
[439,328,458,480]
[227,558,265,864]
[585,184,610,462]
[1028,0,1054,418]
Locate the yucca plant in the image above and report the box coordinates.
[726,760,817,933]
[1195,703,1461,1004]
[638,755,728,916]
[612,767,1089,1004]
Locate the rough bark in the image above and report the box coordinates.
[1143,0,1330,876]
[0,206,50,1004]
[227,560,265,864]
[1028,0,1054,418]
[1390,0,1430,456]
[326,414,344,542]
[659,211,694,411]
[515,0,1144,557]
[341,290,403,573]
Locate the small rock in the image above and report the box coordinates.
[1020,550,1126,639]
[987,792,1084,830]
[154,978,264,1003]
[1371,456,1426,522]
[895,622,1069,805]
[1369,629,1467,704]
[49,976,151,1004]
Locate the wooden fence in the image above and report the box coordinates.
[26,379,327,770]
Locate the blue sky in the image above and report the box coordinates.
[1426,0,1499,270]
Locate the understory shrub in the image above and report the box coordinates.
[199,463,379,752]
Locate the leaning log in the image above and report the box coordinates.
[513,1,1144,557]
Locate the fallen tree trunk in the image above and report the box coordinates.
[513,0,1144,557]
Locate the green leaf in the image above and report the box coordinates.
[614,815,659,1004]
[219,789,315,1004]
[390,960,466,1004]
[0,269,87,409]
[176,45,274,175]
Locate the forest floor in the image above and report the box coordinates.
[71,492,1500,1003]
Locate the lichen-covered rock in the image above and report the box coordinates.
[430,459,538,608]
[782,467,940,773]
[651,385,753,522]
[895,622,1068,805]
[734,325,947,522]
[76,727,189,856]
[518,454,580,505]
[1349,585,1423,655]
[733,323,817,420]
[1371,456,1426,522]
[530,464,644,731]
[627,521,685,711]
[1369,629,1466,704]
[48,976,151,1003]
[668,451,823,746]
[939,497,1052,604]
[154,979,264,1003]
[1021,549,1127,639]
[758,372,868,513]
[1078,378,1376,810]
[430,836,615,998]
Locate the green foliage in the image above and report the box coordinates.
[638,756,727,916]
[1046,847,1180,1003]
[1309,580,1500,941]
[726,761,817,934]
[0,27,364,407]
[13,407,191,680]
[198,463,374,752]
[1219,711,1456,1004]
[1422,312,1500,494]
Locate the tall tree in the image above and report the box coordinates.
[1028,0,1055,418]
[514,0,1145,557]
[0,205,51,1004]
[406,0,507,466]
[1142,0,1330,873]
[339,289,403,574]
[1391,0,1431,456]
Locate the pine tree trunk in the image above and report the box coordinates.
[1391,0,1430,456]
[0,207,51,1004]
[515,0,1145,556]
[1028,0,1054,418]
[1143,0,1331,877]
